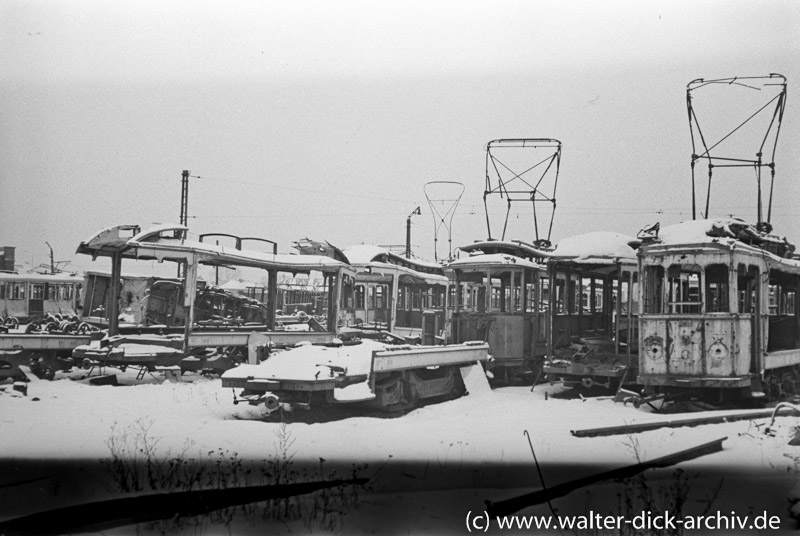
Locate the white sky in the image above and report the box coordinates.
[1,0,799,273]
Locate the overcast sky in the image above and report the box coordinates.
[1,0,798,274]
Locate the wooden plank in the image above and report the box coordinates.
[486,437,726,518]
[571,407,800,438]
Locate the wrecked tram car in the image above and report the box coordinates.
[542,232,640,390]
[637,219,800,402]
[447,240,551,381]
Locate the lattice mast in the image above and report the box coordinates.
[483,139,561,247]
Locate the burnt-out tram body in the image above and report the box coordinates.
[637,219,800,402]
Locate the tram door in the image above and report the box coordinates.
[29,283,44,319]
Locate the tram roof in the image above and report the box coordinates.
[343,245,444,272]
[550,231,639,265]
[353,260,448,285]
[447,253,544,270]
[77,224,351,275]
[456,240,551,259]
[0,272,83,283]
[653,218,791,248]
[640,218,800,269]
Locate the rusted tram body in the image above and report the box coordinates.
[637,219,800,401]
[542,232,640,389]
[447,241,550,379]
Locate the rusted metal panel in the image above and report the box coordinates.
[641,315,752,383]
[667,319,704,375]
[704,318,736,377]
[639,318,668,376]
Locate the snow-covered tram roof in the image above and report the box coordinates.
[550,231,639,265]
[447,253,543,271]
[77,224,351,275]
[456,240,551,260]
[639,218,800,273]
[343,245,443,272]
[341,244,447,285]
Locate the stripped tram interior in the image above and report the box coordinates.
[542,231,640,391]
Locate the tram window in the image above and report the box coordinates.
[567,276,579,313]
[768,284,778,315]
[737,264,757,314]
[783,291,796,316]
[490,286,502,311]
[525,283,537,312]
[0,283,5,299]
[628,273,639,315]
[424,288,434,309]
[397,287,407,311]
[354,285,365,309]
[593,279,604,313]
[539,277,550,311]
[705,264,729,313]
[642,265,664,314]
[555,274,567,314]
[433,287,444,309]
[369,285,386,309]
[666,265,701,314]
[770,271,799,317]
[11,283,26,300]
[30,284,44,300]
[47,285,57,300]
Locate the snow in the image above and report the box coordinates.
[658,218,739,245]
[221,340,384,382]
[552,231,639,262]
[1,365,799,534]
[342,244,389,264]
[447,253,542,269]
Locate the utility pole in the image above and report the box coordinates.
[405,207,421,258]
[178,170,189,278]
[45,242,54,274]
[180,169,190,227]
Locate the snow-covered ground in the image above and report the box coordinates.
[1,355,799,535]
